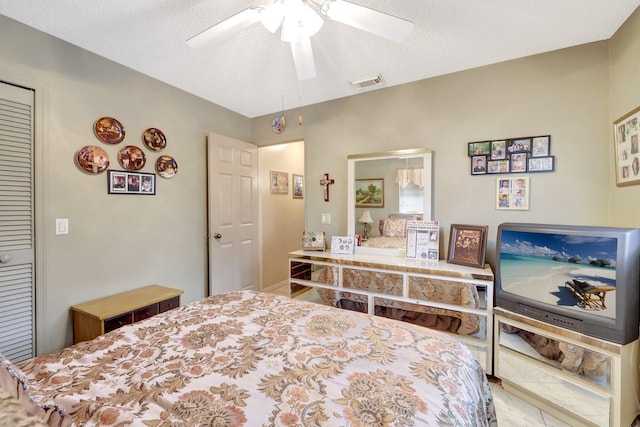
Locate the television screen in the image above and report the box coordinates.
[500,230,617,319]
[496,223,640,344]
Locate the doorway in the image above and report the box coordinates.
[258,140,305,294]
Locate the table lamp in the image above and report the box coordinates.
[358,210,374,240]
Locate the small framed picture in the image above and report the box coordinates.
[447,224,488,268]
[509,153,527,173]
[270,170,289,194]
[292,174,304,199]
[614,105,640,186]
[107,170,155,195]
[467,141,491,157]
[471,155,487,175]
[496,177,529,210]
[528,156,555,172]
[531,136,551,157]
[487,160,510,174]
[507,138,531,153]
[490,140,507,160]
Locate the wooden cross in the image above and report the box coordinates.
[320,173,334,202]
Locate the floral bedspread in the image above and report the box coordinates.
[18,291,496,426]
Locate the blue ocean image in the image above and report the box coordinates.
[499,230,617,318]
[500,254,570,288]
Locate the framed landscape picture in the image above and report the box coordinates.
[355,178,384,208]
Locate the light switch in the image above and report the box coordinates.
[55,218,69,235]
[321,213,331,225]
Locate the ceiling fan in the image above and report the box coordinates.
[187,0,414,80]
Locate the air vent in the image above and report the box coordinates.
[351,75,383,89]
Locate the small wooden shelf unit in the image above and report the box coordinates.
[70,285,183,344]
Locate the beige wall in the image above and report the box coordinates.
[609,9,640,226]
[253,41,612,263]
[258,141,305,289]
[0,15,251,354]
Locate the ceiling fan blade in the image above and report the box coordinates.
[290,36,316,80]
[187,7,262,48]
[319,0,414,42]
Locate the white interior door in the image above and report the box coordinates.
[207,133,258,295]
[0,82,35,362]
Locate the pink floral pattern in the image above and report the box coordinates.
[382,218,408,237]
[17,291,496,426]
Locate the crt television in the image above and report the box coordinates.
[495,222,640,344]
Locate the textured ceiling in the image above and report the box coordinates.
[1,1,638,118]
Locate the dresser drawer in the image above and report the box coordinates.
[159,296,180,312]
[134,303,159,322]
[104,312,133,333]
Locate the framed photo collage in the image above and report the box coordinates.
[468,135,554,176]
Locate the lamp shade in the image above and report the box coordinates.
[358,210,374,224]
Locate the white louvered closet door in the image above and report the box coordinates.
[0,82,35,362]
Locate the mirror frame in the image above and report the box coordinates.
[347,148,433,236]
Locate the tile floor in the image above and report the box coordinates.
[489,380,571,427]
[280,286,574,427]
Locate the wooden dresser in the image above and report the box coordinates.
[70,285,183,344]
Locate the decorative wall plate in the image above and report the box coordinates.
[77,145,109,174]
[142,128,167,151]
[94,117,125,144]
[155,155,178,178]
[272,115,286,134]
[117,145,146,171]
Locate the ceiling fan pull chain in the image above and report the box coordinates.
[298,81,304,126]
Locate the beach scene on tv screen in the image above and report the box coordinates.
[499,230,617,319]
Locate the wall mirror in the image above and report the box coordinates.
[347,148,432,254]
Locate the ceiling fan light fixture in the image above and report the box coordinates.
[260,1,285,33]
[319,0,414,43]
[280,0,324,43]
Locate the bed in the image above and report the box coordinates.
[360,213,421,250]
[1,290,496,426]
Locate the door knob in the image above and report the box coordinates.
[0,254,11,263]
[214,233,222,239]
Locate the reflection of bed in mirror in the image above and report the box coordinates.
[347,148,432,253]
[360,213,422,249]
